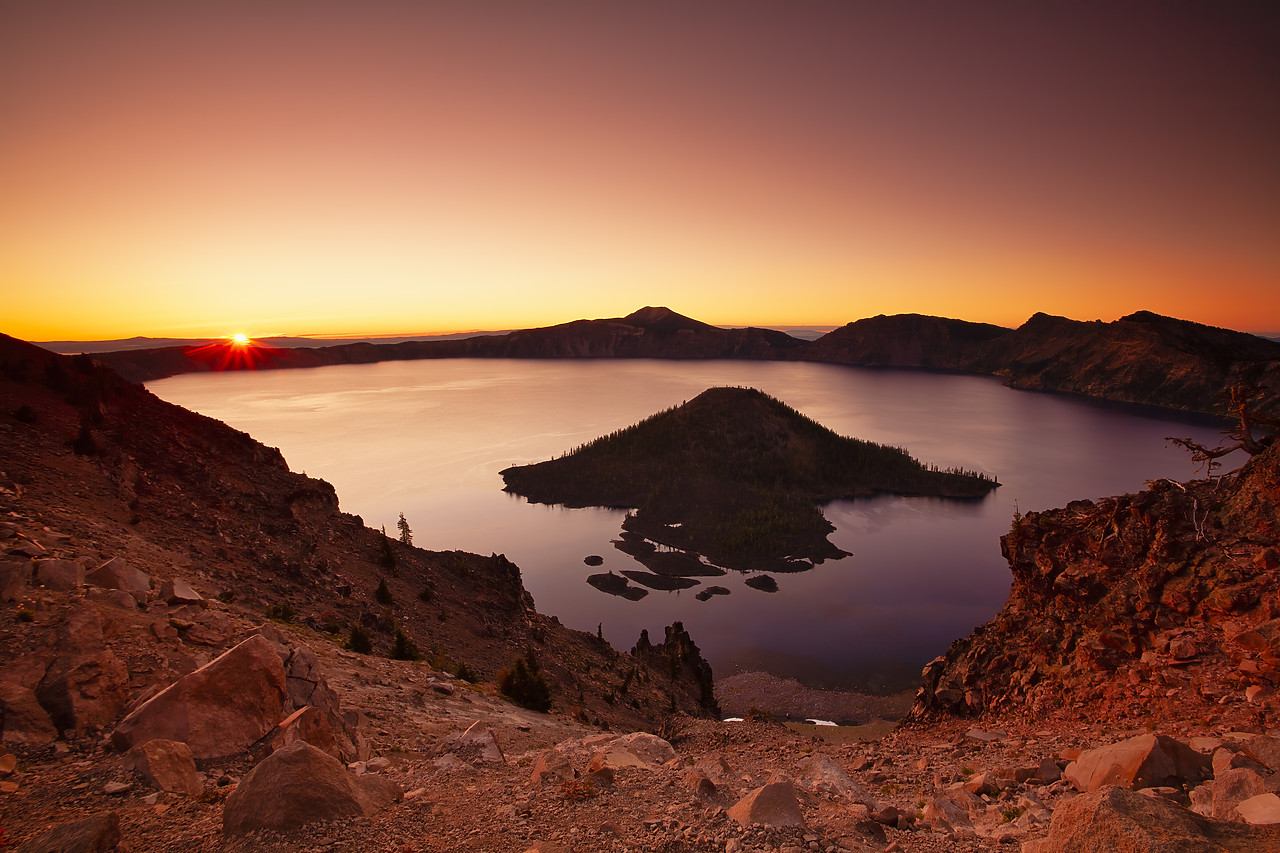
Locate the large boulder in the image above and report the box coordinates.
[0,559,29,601]
[796,753,878,809]
[1190,768,1270,821]
[128,738,203,796]
[222,741,401,837]
[727,776,806,828]
[0,681,57,746]
[32,559,83,591]
[85,557,150,595]
[1024,786,1280,853]
[1064,734,1211,792]
[1236,794,1280,827]
[110,634,287,759]
[34,651,129,734]
[435,721,505,766]
[277,641,365,761]
[587,731,676,771]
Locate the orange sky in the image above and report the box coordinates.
[3,2,1278,341]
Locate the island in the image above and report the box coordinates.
[500,387,999,581]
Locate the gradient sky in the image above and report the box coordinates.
[3,2,1278,341]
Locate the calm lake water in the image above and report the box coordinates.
[149,359,1231,693]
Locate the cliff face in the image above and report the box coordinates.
[910,440,1280,727]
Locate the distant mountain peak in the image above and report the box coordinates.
[621,306,714,331]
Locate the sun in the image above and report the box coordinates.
[230,333,250,345]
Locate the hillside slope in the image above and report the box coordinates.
[0,332,717,728]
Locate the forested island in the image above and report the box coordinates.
[501,387,998,582]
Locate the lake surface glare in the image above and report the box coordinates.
[150,359,1231,693]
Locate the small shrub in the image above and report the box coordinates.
[375,578,393,605]
[13,405,37,424]
[16,608,34,623]
[348,624,373,654]
[389,628,420,661]
[417,584,434,603]
[378,527,397,572]
[217,589,237,604]
[71,418,99,456]
[743,706,775,724]
[498,648,552,712]
[453,662,477,682]
[264,603,295,623]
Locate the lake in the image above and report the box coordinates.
[149,359,1232,693]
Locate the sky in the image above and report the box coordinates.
[3,1,1278,341]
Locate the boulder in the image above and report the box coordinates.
[922,787,981,836]
[128,738,203,796]
[222,741,401,837]
[13,811,121,853]
[0,559,29,601]
[110,634,287,759]
[0,681,57,746]
[160,578,203,605]
[588,731,676,771]
[795,753,878,809]
[86,557,150,594]
[435,721,505,765]
[34,650,129,734]
[1236,793,1280,826]
[1064,734,1210,792]
[1190,768,1269,821]
[693,753,737,787]
[260,706,341,760]
[1023,785,1280,853]
[32,559,83,591]
[1243,735,1280,773]
[277,642,365,762]
[727,776,806,828]
[531,748,575,784]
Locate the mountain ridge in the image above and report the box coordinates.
[80,307,1280,419]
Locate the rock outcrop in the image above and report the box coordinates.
[911,441,1280,724]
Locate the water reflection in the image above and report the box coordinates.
[150,359,1231,692]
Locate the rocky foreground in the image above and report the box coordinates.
[2,332,1280,851]
[2,542,1280,853]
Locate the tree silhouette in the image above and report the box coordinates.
[397,512,413,545]
[1168,382,1278,474]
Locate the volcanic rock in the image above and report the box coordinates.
[1024,785,1280,853]
[1064,734,1211,793]
[727,775,806,828]
[127,738,203,796]
[110,633,287,759]
[222,741,402,837]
